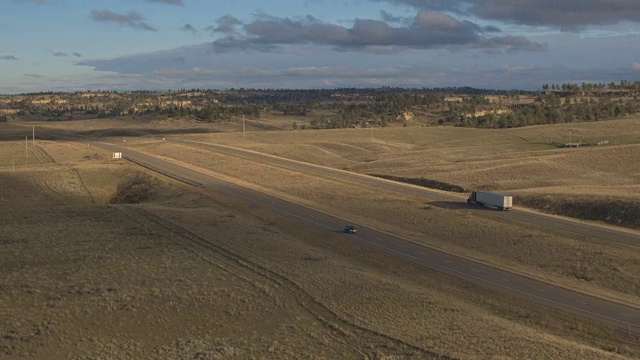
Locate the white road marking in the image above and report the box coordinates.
[619,313,633,318]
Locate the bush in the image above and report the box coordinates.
[110,173,154,204]
[517,195,640,229]
[369,174,468,193]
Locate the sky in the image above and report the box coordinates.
[1,0,640,93]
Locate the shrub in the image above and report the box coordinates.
[110,173,154,204]
[369,174,468,193]
[517,195,640,229]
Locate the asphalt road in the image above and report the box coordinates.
[167,138,640,247]
[88,140,640,334]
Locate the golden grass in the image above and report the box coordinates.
[167,116,640,228]
[4,116,640,357]
[166,197,637,359]
[123,141,640,307]
[181,116,640,180]
[0,141,54,169]
[1,161,636,358]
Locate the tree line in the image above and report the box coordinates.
[445,97,637,129]
[3,83,638,130]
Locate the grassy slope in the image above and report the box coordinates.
[0,140,635,359]
[127,141,640,304]
[184,116,640,228]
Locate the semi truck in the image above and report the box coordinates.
[467,191,513,210]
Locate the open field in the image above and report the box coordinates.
[1,140,639,359]
[111,140,640,307]
[156,116,640,228]
[7,112,298,136]
[1,84,638,359]
[7,118,640,297]
[180,115,640,190]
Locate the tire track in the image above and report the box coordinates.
[33,144,57,164]
[71,167,97,204]
[37,179,70,205]
[29,145,43,163]
[33,144,96,204]
[117,205,449,359]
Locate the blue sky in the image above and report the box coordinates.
[1,0,640,93]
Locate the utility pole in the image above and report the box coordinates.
[25,136,28,159]
[243,114,246,138]
[32,125,35,146]
[569,129,572,146]
[371,126,374,142]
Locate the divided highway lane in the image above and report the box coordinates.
[91,141,640,333]
[168,138,640,247]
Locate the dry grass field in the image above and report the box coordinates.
[117,140,640,306]
[12,112,296,136]
[166,116,640,228]
[1,137,638,359]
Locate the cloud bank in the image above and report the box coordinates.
[146,0,184,5]
[90,9,156,31]
[180,23,197,34]
[210,12,545,52]
[374,0,640,28]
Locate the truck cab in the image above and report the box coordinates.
[467,191,512,211]
[467,191,482,205]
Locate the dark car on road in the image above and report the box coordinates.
[344,224,357,234]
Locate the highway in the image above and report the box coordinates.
[88,140,640,334]
[167,138,640,247]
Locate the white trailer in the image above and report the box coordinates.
[467,191,513,210]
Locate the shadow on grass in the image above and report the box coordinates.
[369,174,468,193]
[0,128,219,142]
[78,127,219,138]
[518,195,640,230]
[428,201,501,212]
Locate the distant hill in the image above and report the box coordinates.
[1,84,638,130]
